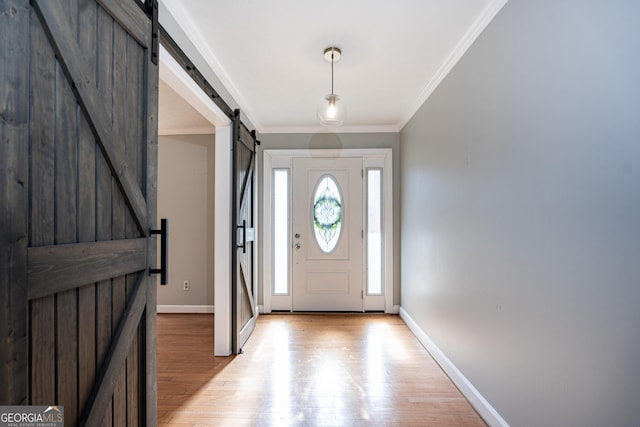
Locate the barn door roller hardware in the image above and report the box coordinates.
[150,218,168,284]
[145,0,159,65]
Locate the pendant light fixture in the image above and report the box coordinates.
[317,47,347,127]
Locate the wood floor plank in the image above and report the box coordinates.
[157,314,486,426]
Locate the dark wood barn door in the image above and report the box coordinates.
[232,110,259,354]
[1,0,159,425]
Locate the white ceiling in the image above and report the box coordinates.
[159,0,507,134]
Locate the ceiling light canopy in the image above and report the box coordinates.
[317,47,347,127]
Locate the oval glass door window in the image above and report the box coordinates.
[313,175,343,253]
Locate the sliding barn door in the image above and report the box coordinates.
[232,110,259,354]
[0,0,159,425]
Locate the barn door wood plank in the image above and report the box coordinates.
[95,281,112,427]
[240,257,256,318]
[76,0,98,414]
[79,274,146,427]
[96,0,150,48]
[110,22,129,426]
[238,151,255,210]
[125,30,145,426]
[94,6,114,425]
[30,5,56,250]
[126,320,141,427]
[0,0,30,406]
[27,239,147,299]
[54,35,80,420]
[32,0,149,234]
[127,33,146,197]
[77,284,97,412]
[238,123,254,151]
[144,0,160,418]
[29,5,57,405]
[54,22,78,248]
[112,269,127,427]
[56,290,78,421]
[29,299,55,405]
[94,3,114,253]
[76,0,97,245]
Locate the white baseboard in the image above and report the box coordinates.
[157,305,214,314]
[399,307,509,427]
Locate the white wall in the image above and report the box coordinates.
[158,134,215,308]
[400,0,640,426]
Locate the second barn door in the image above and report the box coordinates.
[232,111,259,353]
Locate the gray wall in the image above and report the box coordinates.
[158,134,215,307]
[258,132,401,306]
[400,1,640,426]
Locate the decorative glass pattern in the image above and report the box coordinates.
[313,176,343,253]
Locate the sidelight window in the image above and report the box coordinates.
[273,169,289,295]
[367,169,383,295]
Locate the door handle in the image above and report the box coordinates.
[237,220,247,254]
[150,218,168,285]
[294,243,301,250]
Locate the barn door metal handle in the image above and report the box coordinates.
[150,218,168,285]
[237,220,247,254]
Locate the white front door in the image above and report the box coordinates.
[291,157,364,311]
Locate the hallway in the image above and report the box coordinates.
[157,314,486,426]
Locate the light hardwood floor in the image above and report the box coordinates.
[157,314,486,427]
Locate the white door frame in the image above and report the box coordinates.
[159,45,233,356]
[263,148,394,313]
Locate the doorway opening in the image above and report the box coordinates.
[157,40,235,356]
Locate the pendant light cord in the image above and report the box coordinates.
[331,48,335,95]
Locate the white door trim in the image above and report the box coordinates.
[213,126,233,356]
[263,148,393,313]
[159,44,233,356]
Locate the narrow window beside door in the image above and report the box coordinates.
[273,169,289,295]
[367,169,383,295]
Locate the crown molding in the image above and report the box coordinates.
[258,124,400,135]
[159,0,262,129]
[398,0,509,130]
